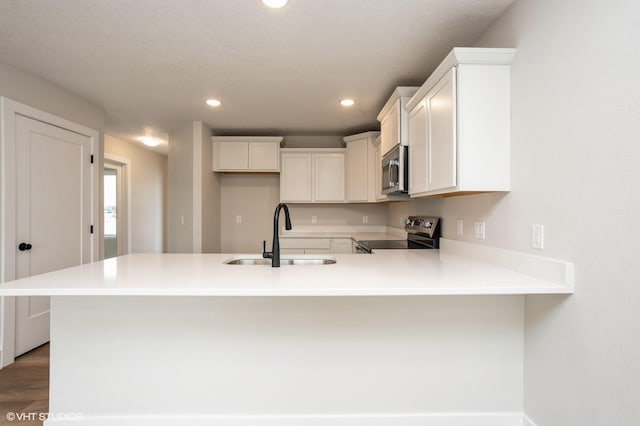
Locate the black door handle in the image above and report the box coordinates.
[18,242,32,251]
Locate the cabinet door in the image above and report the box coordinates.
[409,98,429,195]
[281,153,313,202]
[249,142,279,171]
[218,142,249,170]
[380,99,399,156]
[314,153,345,202]
[345,139,368,202]
[427,68,457,191]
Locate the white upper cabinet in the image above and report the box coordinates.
[280,152,313,202]
[377,87,419,156]
[212,136,282,172]
[314,153,345,202]
[407,47,515,197]
[280,149,346,203]
[344,131,379,203]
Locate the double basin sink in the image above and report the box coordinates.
[224,256,336,266]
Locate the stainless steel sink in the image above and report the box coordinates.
[224,257,336,265]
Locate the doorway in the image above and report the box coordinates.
[103,159,128,259]
[0,97,99,366]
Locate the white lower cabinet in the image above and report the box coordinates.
[280,238,353,254]
[280,149,346,203]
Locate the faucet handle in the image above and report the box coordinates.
[262,240,272,258]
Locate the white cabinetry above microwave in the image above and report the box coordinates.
[407,48,515,198]
[212,136,283,172]
[377,87,419,156]
[280,149,346,203]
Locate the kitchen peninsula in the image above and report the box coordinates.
[0,241,572,426]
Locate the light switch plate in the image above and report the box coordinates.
[311,215,317,224]
[362,215,368,224]
[456,219,464,235]
[473,221,486,240]
[235,215,242,224]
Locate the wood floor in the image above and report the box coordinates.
[0,344,49,426]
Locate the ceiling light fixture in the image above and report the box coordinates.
[140,128,161,147]
[262,0,288,8]
[340,99,355,107]
[206,99,222,107]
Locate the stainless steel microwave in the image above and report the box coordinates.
[382,145,408,195]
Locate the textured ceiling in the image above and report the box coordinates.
[0,0,514,153]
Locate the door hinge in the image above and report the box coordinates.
[90,225,94,234]
[90,154,94,164]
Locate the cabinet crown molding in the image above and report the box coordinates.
[211,136,283,144]
[343,131,380,143]
[407,47,516,111]
[376,87,419,122]
[280,148,346,153]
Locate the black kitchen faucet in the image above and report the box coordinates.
[262,203,292,267]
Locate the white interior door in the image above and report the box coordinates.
[14,114,93,356]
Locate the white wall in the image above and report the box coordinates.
[403,0,640,423]
[168,121,221,253]
[199,123,221,253]
[104,135,167,253]
[168,123,195,253]
[0,62,104,132]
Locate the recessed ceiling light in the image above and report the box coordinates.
[262,0,288,8]
[340,99,355,107]
[206,99,222,107]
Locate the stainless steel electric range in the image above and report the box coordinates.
[354,216,440,254]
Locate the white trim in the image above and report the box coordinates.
[0,96,99,368]
[523,414,537,426]
[104,155,131,255]
[44,413,529,426]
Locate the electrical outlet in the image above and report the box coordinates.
[456,219,464,235]
[473,221,486,240]
[311,215,317,224]
[235,215,242,224]
[180,215,184,225]
[362,215,368,224]
[531,224,544,249]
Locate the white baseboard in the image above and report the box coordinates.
[44,413,529,426]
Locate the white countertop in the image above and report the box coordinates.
[0,240,574,296]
